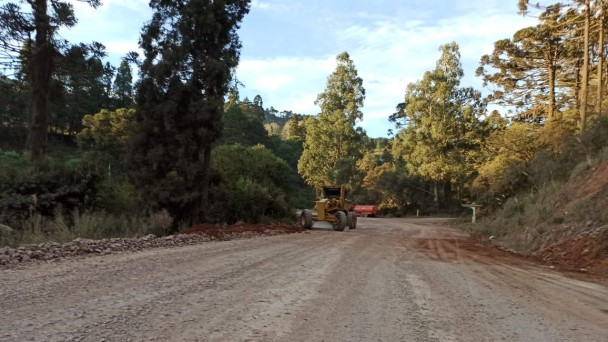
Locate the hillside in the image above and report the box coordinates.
[478,159,608,278]
[533,160,608,277]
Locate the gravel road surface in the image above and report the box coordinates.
[1,217,607,341]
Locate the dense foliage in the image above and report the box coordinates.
[298,52,366,188]
[129,0,250,226]
[210,144,295,223]
[0,0,102,161]
[0,0,607,247]
[391,43,487,210]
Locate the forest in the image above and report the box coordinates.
[0,0,607,252]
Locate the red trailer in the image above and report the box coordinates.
[355,204,378,217]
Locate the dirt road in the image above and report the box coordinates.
[1,217,607,341]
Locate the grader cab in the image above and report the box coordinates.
[300,186,357,231]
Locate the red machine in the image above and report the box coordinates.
[354,204,378,217]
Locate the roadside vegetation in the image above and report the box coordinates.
[1,0,607,260]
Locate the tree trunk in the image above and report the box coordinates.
[200,144,212,223]
[27,0,53,162]
[548,60,556,120]
[432,182,438,214]
[443,181,453,210]
[596,3,605,116]
[579,0,590,132]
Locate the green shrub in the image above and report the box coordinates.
[0,151,100,226]
[0,150,29,188]
[211,144,297,223]
[96,177,141,215]
[228,177,291,223]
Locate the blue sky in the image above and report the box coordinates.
[64,0,536,138]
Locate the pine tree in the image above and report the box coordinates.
[0,0,101,161]
[112,60,135,109]
[477,4,571,121]
[579,0,591,131]
[54,42,112,135]
[516,0,605,129]
[130,0,250,224]
[595,1,605,116]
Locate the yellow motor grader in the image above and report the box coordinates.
[300,186,357,231]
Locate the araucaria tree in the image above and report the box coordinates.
[130,0,250,225]
[0,0,101,161]
[298,52,365,187]
[477,4,572,121]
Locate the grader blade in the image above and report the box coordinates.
[312,221,334,229]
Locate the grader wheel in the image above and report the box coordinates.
[347,211,357,230]
[300,209,313,229]
[333,211,347,231]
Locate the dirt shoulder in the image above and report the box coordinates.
[0,222,302,268]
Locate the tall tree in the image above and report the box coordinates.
[220,96,268,147]
[392,43,486,207]
[579,0,591,131]
[594,0,606,116]
[517,0,603,129]
[77,108,135,175]
[130,0,250,224]
[282,114,306,140]
[0,75,29,146]
[0,0,101,161]
[54,42,112,135]
[112,59,135,109]
[297,52,365,187]
[478,4,572,120]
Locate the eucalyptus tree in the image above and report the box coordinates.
[130,0,250,224]
[391,43,486,207]
[282,114,306,141]
[297,52,366,188]
[0,0,101,161]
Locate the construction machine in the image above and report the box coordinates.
[300,186,357,231]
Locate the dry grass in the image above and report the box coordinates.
[2,209,174,247]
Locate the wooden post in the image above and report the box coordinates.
[461,204,483,224]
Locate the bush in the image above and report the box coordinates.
[0,151,100,226]
[96,177,141,215]
[210,144,297,223]
[0,150,29,188]
[209,177,292,224]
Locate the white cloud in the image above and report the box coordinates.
[62,0,150,59]
[237,4,537,137]
[237,56,336,114]
[251,0,271,10]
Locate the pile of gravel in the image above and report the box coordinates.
[0,229,289,268]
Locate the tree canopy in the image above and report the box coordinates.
[391,43,487,206]
[0,0,101,161]
[129,0,250,225]
[297,51,366,188]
